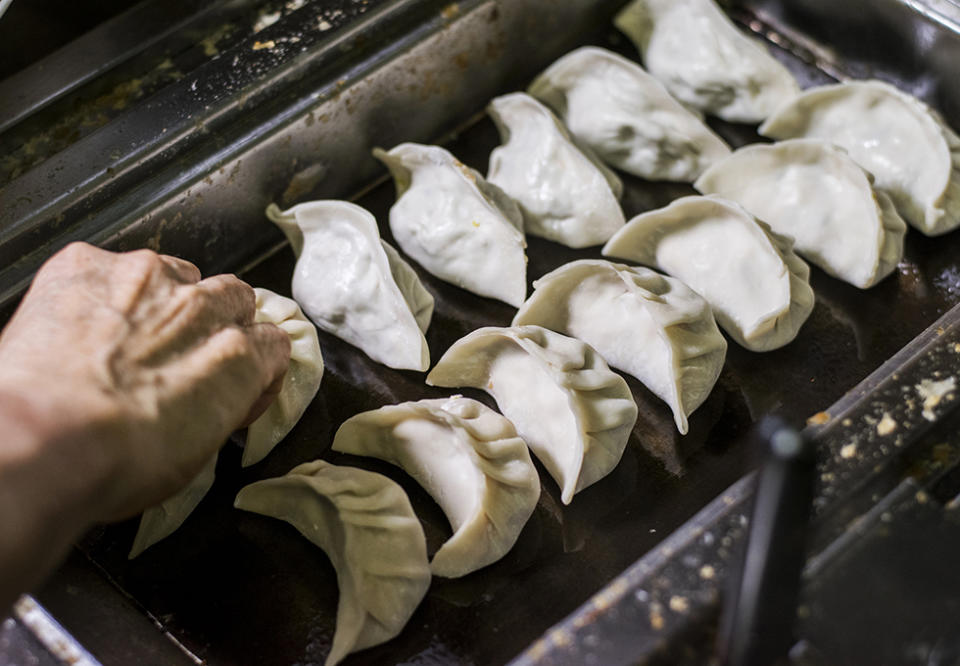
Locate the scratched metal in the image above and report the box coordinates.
[13,1,960,665]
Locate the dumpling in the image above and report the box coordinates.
[614,0,800,123]
[509,261,725,434]
[332,396,540,577]
[268,200,433,371]
[486,92,626,248]
[603,195,814,351]
[527,46,730,182]
[244,288,324,466]
[373,143,528,307]
[130,288,327,555]
[129,454,217,559]
[694,139,907,289]
[759,80,960,236]
[234,461,430,666]
[427,327,638,502]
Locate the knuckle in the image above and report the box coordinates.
[218,327,254,360]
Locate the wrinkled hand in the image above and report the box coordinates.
[0,242,290,521]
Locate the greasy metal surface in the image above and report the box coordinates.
[0,0,209,134]
[0,0,394,312]
[62,24,960,666]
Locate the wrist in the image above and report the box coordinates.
[0,381,120,528]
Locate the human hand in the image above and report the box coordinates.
[0,242,290,522]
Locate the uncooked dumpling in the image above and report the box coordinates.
[486,92,625,248]
[759,80,960,236]
[614,0,799,123]
[603,195,814,351]
[332,396,540,577]
[244,288,324,466]
[510,261,725,434]
[129,454,217,559]
[235,461,430,666]
[268,200,433,371]
[427,327,638,502]
[130,288,327,555]
[695,139,907,288]
[374,143,528,307]
[528,46,730,182]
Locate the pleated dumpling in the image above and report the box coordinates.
[486,92,626,248]
[614,0,799,123]
[510,261,725,434]
[332,396,539,577]
[235,461,430,666]
[243,288,324,466]
[759,80,960,236]
[603,195,815,352]
[695,139,907,289]
[373,143,528,307]
[128,455,217,559]
[268,200,433,371]
[129,289,326,556]
[528,47,730,182]
[427,327,637,504]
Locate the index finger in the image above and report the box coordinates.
[158,255,202,284]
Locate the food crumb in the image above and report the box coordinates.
[253,10,281,32]
[876,412,897,436]
[649,604,665,630]
[318,19,332,30]
[915,490,929,504]
[840,443,857,459]
[699,565,715,580]
[441,3,460,19]
[954,342,960,353]
[669,596,689,613]
[807,411,830,426]
[916,376,956,421]
[253,40,276,50]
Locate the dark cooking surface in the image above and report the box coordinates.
[59,27,960,666]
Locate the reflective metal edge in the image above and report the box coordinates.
[12,596,101,666]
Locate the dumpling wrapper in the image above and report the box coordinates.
[332,396,540,577]
[759,80,960,236]
[268,200,433,371]
[129,288,326,557]
[128,454,217,559]
[527,46,730,182]
[603,195,814,352]
[614,0,800,123]
[695,139,907,289]
[427,327,638,503]
[234,461,430,666]
[373,143,528,307]
[486,92,626,248]
[511,261,725,434]
[244,288,324,466]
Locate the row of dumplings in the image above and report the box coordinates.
[129,0,960,663]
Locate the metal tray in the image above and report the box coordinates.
[5,0,960,663]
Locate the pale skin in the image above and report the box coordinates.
[0,242,291,610]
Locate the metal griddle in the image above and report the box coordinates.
[2,0,960,664]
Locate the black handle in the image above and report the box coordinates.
[717,417,816,666]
